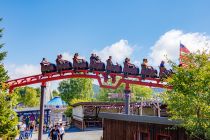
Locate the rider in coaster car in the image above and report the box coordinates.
[160,60,172,74]
[141,58,153,70]
[107,56,119,65]
[107,56,113,65]
[125,58,135,68]
[56,54,68,64]
[41,58,50,66]
[160,61,166,69]
[90,53,96,63]
[95,56,101,63]
[73,53,84,63]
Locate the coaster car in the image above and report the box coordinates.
[159,67,173,79]
[141,65,158,78]
[89,57,105,71]
[73,59,89,70]
[123,62,139,76]
[40,63,57,74]
[106,61,122,73]
[56,61,73,72]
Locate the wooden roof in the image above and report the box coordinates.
[99,113,181,125]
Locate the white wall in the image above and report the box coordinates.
[72,105,84,121]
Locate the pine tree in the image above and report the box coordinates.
[0,19,9,84]
[0,18,18,138]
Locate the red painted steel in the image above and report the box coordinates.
[6,70,172,92]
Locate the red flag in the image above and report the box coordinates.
[179,43,190,66]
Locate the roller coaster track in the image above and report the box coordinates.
[6,69,172,92]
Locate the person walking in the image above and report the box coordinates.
[50,125,60,140]
[59,123,65,140]
[19,121,26,139]
[29,121,35,138]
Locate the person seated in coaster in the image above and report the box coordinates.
[107,56,113,66]
[41,58,50,66]
[159,60,172,75]
[56,55,64,64]
[73,53,84,63]
[56,54,69,64]
[90,53,96,63]
[141,58,153,69]
[95,56,101,63]
[160,60,166,69]
[125,58,135,68]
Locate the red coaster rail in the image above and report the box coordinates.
[6,69,172,92]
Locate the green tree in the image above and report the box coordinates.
[52,90,60,97]
[131,85,153,101]
[0,19,9,86]
[165,51,210,139]
[0,93,18,138]
[35,87,41,98]
[15,87,39,107]
[0,18,18,138]
[96,84,124,102]
[96,84,153,102]
[58,78,93,104]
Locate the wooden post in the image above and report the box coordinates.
[124,83,131,115]
[38,82,46,140]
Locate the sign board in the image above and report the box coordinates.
[108,93,134,99]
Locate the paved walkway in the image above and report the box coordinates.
[17,128,102,140]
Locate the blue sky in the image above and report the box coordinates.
[1,0,210,80]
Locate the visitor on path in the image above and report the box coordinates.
[48,125,53,139]
[25,127,31,139]
[59,123,65,140]
[19,121,26,139]
[25,116,30,128]
[50,125,60,140]
[29,121,35,138]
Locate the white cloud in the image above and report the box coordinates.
[93,39,133,64]
[6,64,40,79]
[149,29,210,66]
[62,52,73,61]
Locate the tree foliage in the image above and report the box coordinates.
[96,83,153,102]
[165,51,210,139]
[58,78,93,104]
[0,93,18,137]
[131,85,153,100]
[15,86,40,107]
[0,18,9,87]
[52,90,60,97]
[0,18,18,137]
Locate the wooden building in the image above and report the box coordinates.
[72,102,167,130]
[99,113,194,140]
